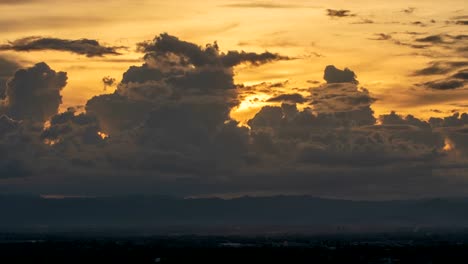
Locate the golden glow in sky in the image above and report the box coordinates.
[1,0,467,123]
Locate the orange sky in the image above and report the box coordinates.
[1,0,467,123]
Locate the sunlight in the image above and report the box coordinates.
[443,137,455,152]
[98,131,109,139]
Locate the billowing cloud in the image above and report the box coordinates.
[0,56,20,99]
[0,37,123,57]
[41,108,105,146]
[1,62,67,122]
[323,65,358,84]
[137,33,288,68]
[0,34,467,200]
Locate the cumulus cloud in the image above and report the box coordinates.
[1,34,468,200]
[1,62,67,122]
[86,33,288,135]
[137,33,288,68]
[0,56,20,99]
[323,65,358,84]
[41,108,106,147]
[0,37,123,57]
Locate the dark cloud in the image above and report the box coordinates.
[452,69,468,80]
[137,33,288,68]
[1,62,67,122]
[380,111,431,130]
[267,93,307,104]
[326,9,355,18]
[0,37,124,57]
[423,79,465,90]
[102,76,116,91]
[86,33,287,140]
[221,51,290,67]
[0,56,21,99]
[1,34,468,200]
[420,68,468,90]
[413,61,468,76]
[415,35,446,44]
[41,109,105,146]
[323,65,358,84]
[413,34,467,46]
[371,32,468,69]
[429,112,468,128]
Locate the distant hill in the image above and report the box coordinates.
[1,195,468,234]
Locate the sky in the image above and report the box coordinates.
[0,0,467,200]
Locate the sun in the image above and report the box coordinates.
[443,137,455,152]
[230,93,271,124]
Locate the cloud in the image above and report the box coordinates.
[137,33,288,68]
[420,69,468,90]
[429,112,468,127]
[326,9,355,18]
[41,108,105,146]
[402,7,416,14]
[221,51,290,67]
[423,79,465,90]
[453,69,468,80]
[415,35,446,44]
[351,19,374,24]
[102,76,116,91]
[323,65,358,84]
[0,37,124,57]
[1,62,67,122]
[1,34,468,200]
[0,56,21,99]
[413,61,468,76]
[222,2,314,9]
[87,33,287,138]
[267,93,307,104]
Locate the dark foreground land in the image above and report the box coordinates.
[2,233,468,263]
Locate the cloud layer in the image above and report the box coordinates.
[0,34,467,199]
[0,37,123,57]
